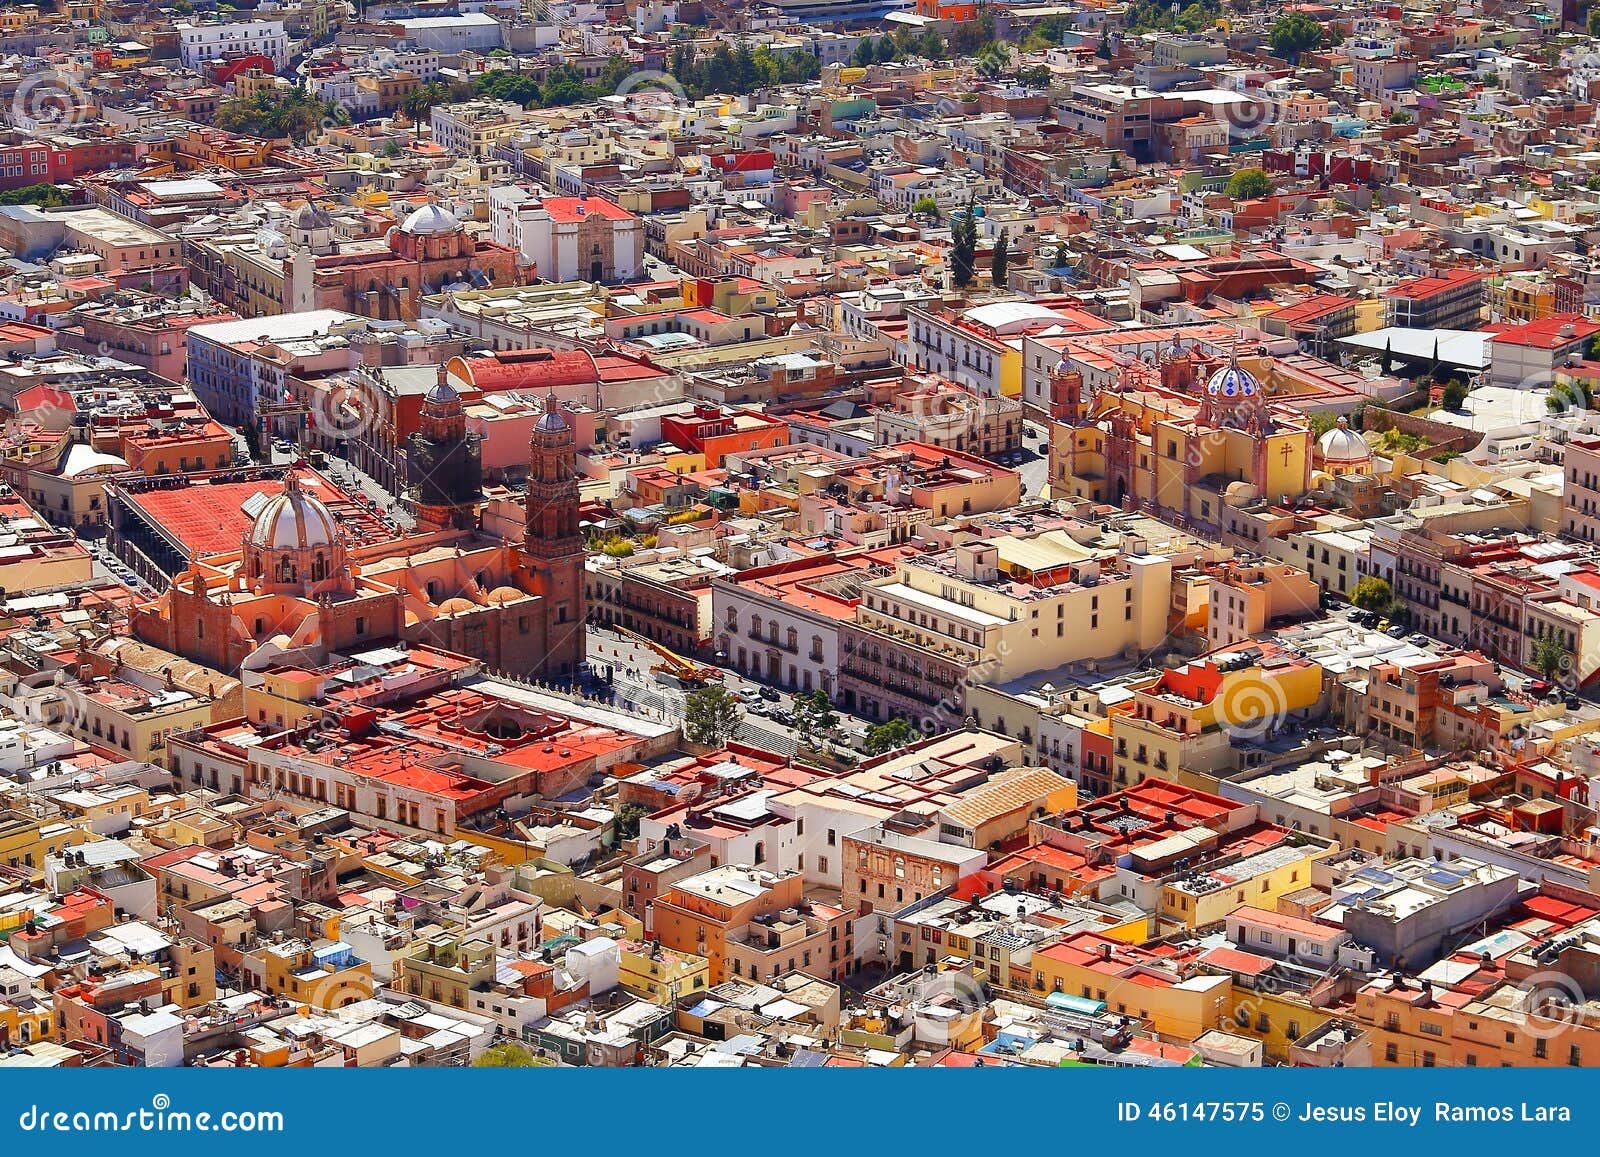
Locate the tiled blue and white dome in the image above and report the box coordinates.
[1205,363,1259,400]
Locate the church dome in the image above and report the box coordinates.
[486,585,527,605]
[294,201,334,230]
[437,596,478,614]
[255,227,288,258]
[249,480,340,551]
[400,202,461,236]
[1317,416,1371,463]
[425,379,459,406]
[534,392,570,433]
[1223,481,1259,506]
[1206,362,1260,400]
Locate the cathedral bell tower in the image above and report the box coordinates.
[406,363,483,532]
[522,391,586,677]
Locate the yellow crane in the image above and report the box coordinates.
[614,625,721,688]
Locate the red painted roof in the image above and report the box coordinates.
[459,348,667,392]
[711,151,776,173]
[1383,268,1484,300]
[539,196,635,224]
[1488,314,1600,350]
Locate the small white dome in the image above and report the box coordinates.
[294,201,333,230]
[250,485,340,551]
[400,203,461,236]
[1317,417,1370,463]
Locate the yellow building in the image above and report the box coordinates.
[619,940,710,1004]
[244,668,326,732]
[1032,932,1231,1043]
[1159,841,1332,929]
[244,939,374,1010]
[0,811,87,881]
[1205,558,1321,649]
[1051,354,1311,532]
[1107,641,1325,794]
[393,935,496,1010]
[1225,981,1331,1062]
[161,939,219,1011]
[0,998,53,1048]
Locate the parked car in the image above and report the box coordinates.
[758,686,781,702]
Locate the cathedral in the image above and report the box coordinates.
[1048,344,1313,532]
[132,385,586,680]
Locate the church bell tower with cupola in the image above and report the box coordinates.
[406,363,483,532]
[522,392,586,678]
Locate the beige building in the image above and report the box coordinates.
[1206,559,1321,649]
[839,532,1175,726]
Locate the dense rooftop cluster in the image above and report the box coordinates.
[7,0,1600,1071]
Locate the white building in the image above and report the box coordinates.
[394,13,504,54]
[177,20,290,70]
[491,188,643,284]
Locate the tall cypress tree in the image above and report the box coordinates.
[951,210,977,289]
[991,227,1010,288]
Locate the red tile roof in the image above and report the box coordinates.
[539,196,636,224]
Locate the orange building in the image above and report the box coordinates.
[916,0,978,17]
[651,864,808,984]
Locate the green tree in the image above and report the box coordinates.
[1532,633,1571,683]
[917,28,946,59]
[474,1043,539,1067]
[1053,241,1070,268]
[1589,5,1600,36]
[1017,64,1053,89]
[475,69,544,106]
[1269,11,1324,63]
[1225,167,1273,200]
[0,183,71,208]
[950,210,978,289]
[911,194,941,220]
[852,36,877,66]
[1440,379,1469,411]
[949,8,997,54]
[990,226,1010,287]
[864,718,915,755]
[684,686,742,746]
[400,81,449,122]
[891,26,922,57]
[616,801,649,841]
[874,36,898,64]
[1351,576,1392,612]
[975,41,1009,80]
[215,86,344,144]
[1547,378,1594,414]
[792,690,838,747]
